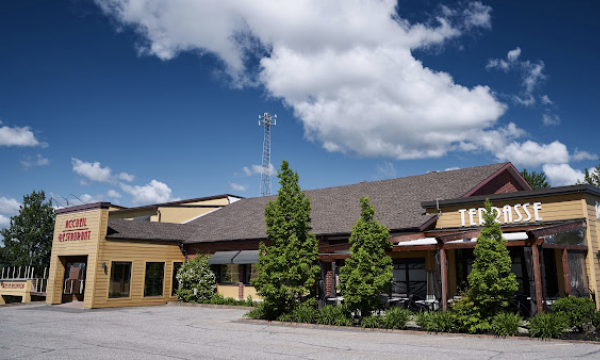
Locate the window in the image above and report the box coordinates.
[243,264,259,285]
[144,262,165,297]
[172,262,183,296]
[211,264,240,284]
[109,262,132,298]
[568,252,589,295]
[392,258,427,298]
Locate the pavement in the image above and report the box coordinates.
[0,303,599,359]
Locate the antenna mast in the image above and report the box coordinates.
[258,112,276,196]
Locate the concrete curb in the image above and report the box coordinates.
[167,301,254,311]
[239,318,600,345]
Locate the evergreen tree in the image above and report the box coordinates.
[520,168,550,189]
[339,197,393,318]
[0,190,55,270]
[252,160,320,318]
[581,161,600,187]
[457,198,518,332]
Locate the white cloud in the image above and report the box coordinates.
[376,161,397,179]
[0,122,45,147]
[243,163,275,176]
[494,140,570,168]
[0,197,20,215]
[80,194,101,203]
[72,158,113,182]
[542,113,560,126]
[72,158,135,183]
[120,180,176,205]
[107,189,122,199]
[94,0,510,160]
[21,154,50,168]
[572,149,597,162]
[543,163,585,186]
[540,95,553,105]
[230,183,248,192]
[507,47,521,62]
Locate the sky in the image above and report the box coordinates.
[1,0,599,233]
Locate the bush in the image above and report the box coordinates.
[528,312,569,339]
[316,305,352,326]
[381,308,412,330]
[244,303,266,319]
[492,312,523,337]
[290,299,318,323]
[552,296,595,332]
[451,294,491,334]
[416,311,435,332]
[431,311,457,333]
[592,311,600,329]
[246,295,254,307]
[175,255,216,302]
[277,313,293,322]
[361,316,382,329]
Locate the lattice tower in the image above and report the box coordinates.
[258,112,276,196]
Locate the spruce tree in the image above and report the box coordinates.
[520,168,550,189]
[252,160,320,318]
[460,198,518,332]
[339,197,393,318]
[581,161,600,187]
[0,190,55,270]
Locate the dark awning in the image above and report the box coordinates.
[208,251,240,265]
[231,250,259,264]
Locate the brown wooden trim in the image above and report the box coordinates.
[319,243,351,253]
[528,220,586,239]
[541,244,588,251]
[436,230,481,243]
[391,245,439,252]
[318,254,350,261]
[562,249,571,296]
[531,245,544,315]
[390,232,426,244]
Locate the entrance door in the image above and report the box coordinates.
[61,256,87,302]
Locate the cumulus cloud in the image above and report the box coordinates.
[21,154,50,168]
[93,0,513,160]
[543,163,585,186]
[230,183,248,192]
[107,189,122,199]
[120,180,176,205]
[0,121,46,147]
[572,150,597,162]
[243,163,275,176]
[494,140,570,168]
[0,215,10,228]
[0,197,20,215]
[72,158,135,184]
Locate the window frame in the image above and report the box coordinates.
[143,261,165,297]
[108,261,132,299]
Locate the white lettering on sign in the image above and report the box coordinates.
[459,202,542,227]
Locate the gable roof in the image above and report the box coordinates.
[184,162,513,244]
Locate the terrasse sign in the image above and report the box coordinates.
[58,217,92,242]
[458,202,542,227]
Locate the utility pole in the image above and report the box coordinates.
[258,112,276,196]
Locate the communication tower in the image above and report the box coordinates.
[258,112,276,196]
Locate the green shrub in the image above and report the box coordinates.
[528,312,569,339]
[316,305,347,326]
[277,313,293,322]
[431,311,457,333]
[360,315,382,329]
[246,295,254,307]
[451,294,491,334]
[175,255,216,302]
[290,298,318,323]
[492,312,523,336]
[244,303,266,319]
[210,293,224,305]
[552,296,595,332]
[592,311,600,329]
[416,311,434,331]
[381,307,412,330]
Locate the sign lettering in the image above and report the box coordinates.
[458,202,542,227]
[1,282,25,289]
[58,217,91,242]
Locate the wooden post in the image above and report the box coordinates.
[531,245,544,314]
[440,248,448,312]
[562,249,571,296]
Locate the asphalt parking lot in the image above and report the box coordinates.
[0,303,599,360]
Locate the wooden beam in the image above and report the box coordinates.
[542,244,588,251]
[440,248,448,312]
[319,243,351,253]
[318,254,350,261]
[531,245,544,315]
[435,230,481,243]
[562,249,571,296]
[391,245,439,252]
[390,232,426,244]
[528,220,586,239]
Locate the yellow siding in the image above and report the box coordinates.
[584,196,600,309]
[217,284,239,299]
[432,195,585,229]
[157,207,219,224]
[243,286,262,301]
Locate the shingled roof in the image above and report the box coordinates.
[184,162,512,243]
[106,218,190,242]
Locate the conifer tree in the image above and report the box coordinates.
[339,197,393,318]
[0,190,55,270]
[252,160,320,318]
[581,161,600,187]
[520,168,550,189]
[460,198,518,331]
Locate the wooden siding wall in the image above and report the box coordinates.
[431,195,585,229]
[93,239,184,308]
[584,196,600,308]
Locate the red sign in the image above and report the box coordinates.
[59,217,91,242]
[1,282,25,289]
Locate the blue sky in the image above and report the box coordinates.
[1,0,599,231]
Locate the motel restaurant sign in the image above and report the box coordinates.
[58,217,92,242]
[458,202,542,227]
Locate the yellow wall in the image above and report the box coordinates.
[584,196,600,308]
[217,284,239,299]
[109,197,231,224]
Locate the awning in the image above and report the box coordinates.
[208,251,240,265]
[445,231,528,244]
[231,250,259,264]
[395,237,438,246]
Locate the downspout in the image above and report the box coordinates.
[179,243,188,262]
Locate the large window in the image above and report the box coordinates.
[392,258,427,298]
[144,262,165,297]
[172,262,183,296]
[109,262,132,298]
[243,264,259,285]
[211,264,240,284]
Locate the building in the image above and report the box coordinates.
[43,163,600,312]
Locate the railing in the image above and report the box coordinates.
[0,266,48,294]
